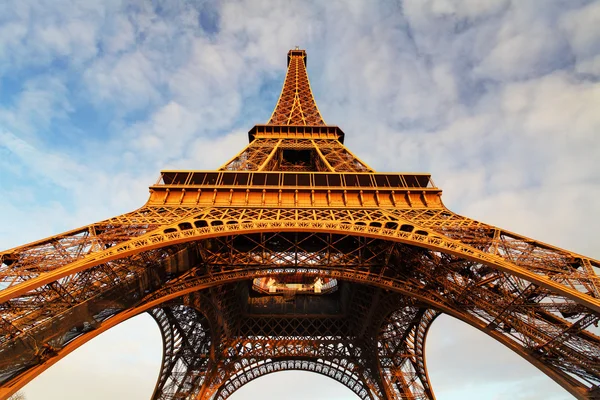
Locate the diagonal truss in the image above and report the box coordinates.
[148,288,439,400]
[1,49,599,400]
[268,49,325,126]
[149,305,214,399]
[219,135,372,172]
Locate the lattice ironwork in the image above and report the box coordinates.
[268,49,325,126]
[1,49,599,400]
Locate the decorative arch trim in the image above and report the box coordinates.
[2,218,598,314]
[1,268,592,400]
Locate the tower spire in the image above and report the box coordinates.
[268,49,325,126]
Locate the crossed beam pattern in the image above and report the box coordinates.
[219,138,372,172]
[1,224,598,398]
[148,287,438,400]
[268,49,325,126]
[1,48,600,400]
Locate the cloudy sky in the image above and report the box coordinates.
[1,0,599,399]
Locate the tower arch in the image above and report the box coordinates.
[1,49,599,400]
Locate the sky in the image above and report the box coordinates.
[0,0,599,399]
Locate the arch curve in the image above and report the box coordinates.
[1,227,599,399]
[2,213,597,315]
[214,359,375,400]
[148,306,214,399]
[377,307,440,399]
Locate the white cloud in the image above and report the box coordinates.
[101,15,136,55]
[561,1,600,62]
[34,20,98,62]
[84,50,163,112]
[0,76,72,139]
[476,23,569,80]
[0,130,82,190]
[0,1,104,72]
[574,54,600,76]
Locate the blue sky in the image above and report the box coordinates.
[1,0,599,399]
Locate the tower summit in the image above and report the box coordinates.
[269,49,325,126]
[1,50,599,400]
[224,48,367,172]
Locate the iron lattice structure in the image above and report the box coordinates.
[1,49,599,400]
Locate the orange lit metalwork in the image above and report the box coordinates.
[0,49,599,400]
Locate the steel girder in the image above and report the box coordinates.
[0,212,599,399]
[149,306,213,399]
[146,288,439,400]
[219,138,372,172]
[0,209,599,399]
[267,49,325,126]
[3,207,598,308]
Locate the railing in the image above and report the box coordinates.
[154,171,436,190]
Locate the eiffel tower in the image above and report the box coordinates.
[1,49,599,400]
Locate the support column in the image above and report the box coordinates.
[376,307,439,400]
[149,306,213,399]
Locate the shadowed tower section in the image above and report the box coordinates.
[0,49,599,400]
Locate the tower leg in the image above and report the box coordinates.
[376,307,439,400]
[149,306,213,399]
